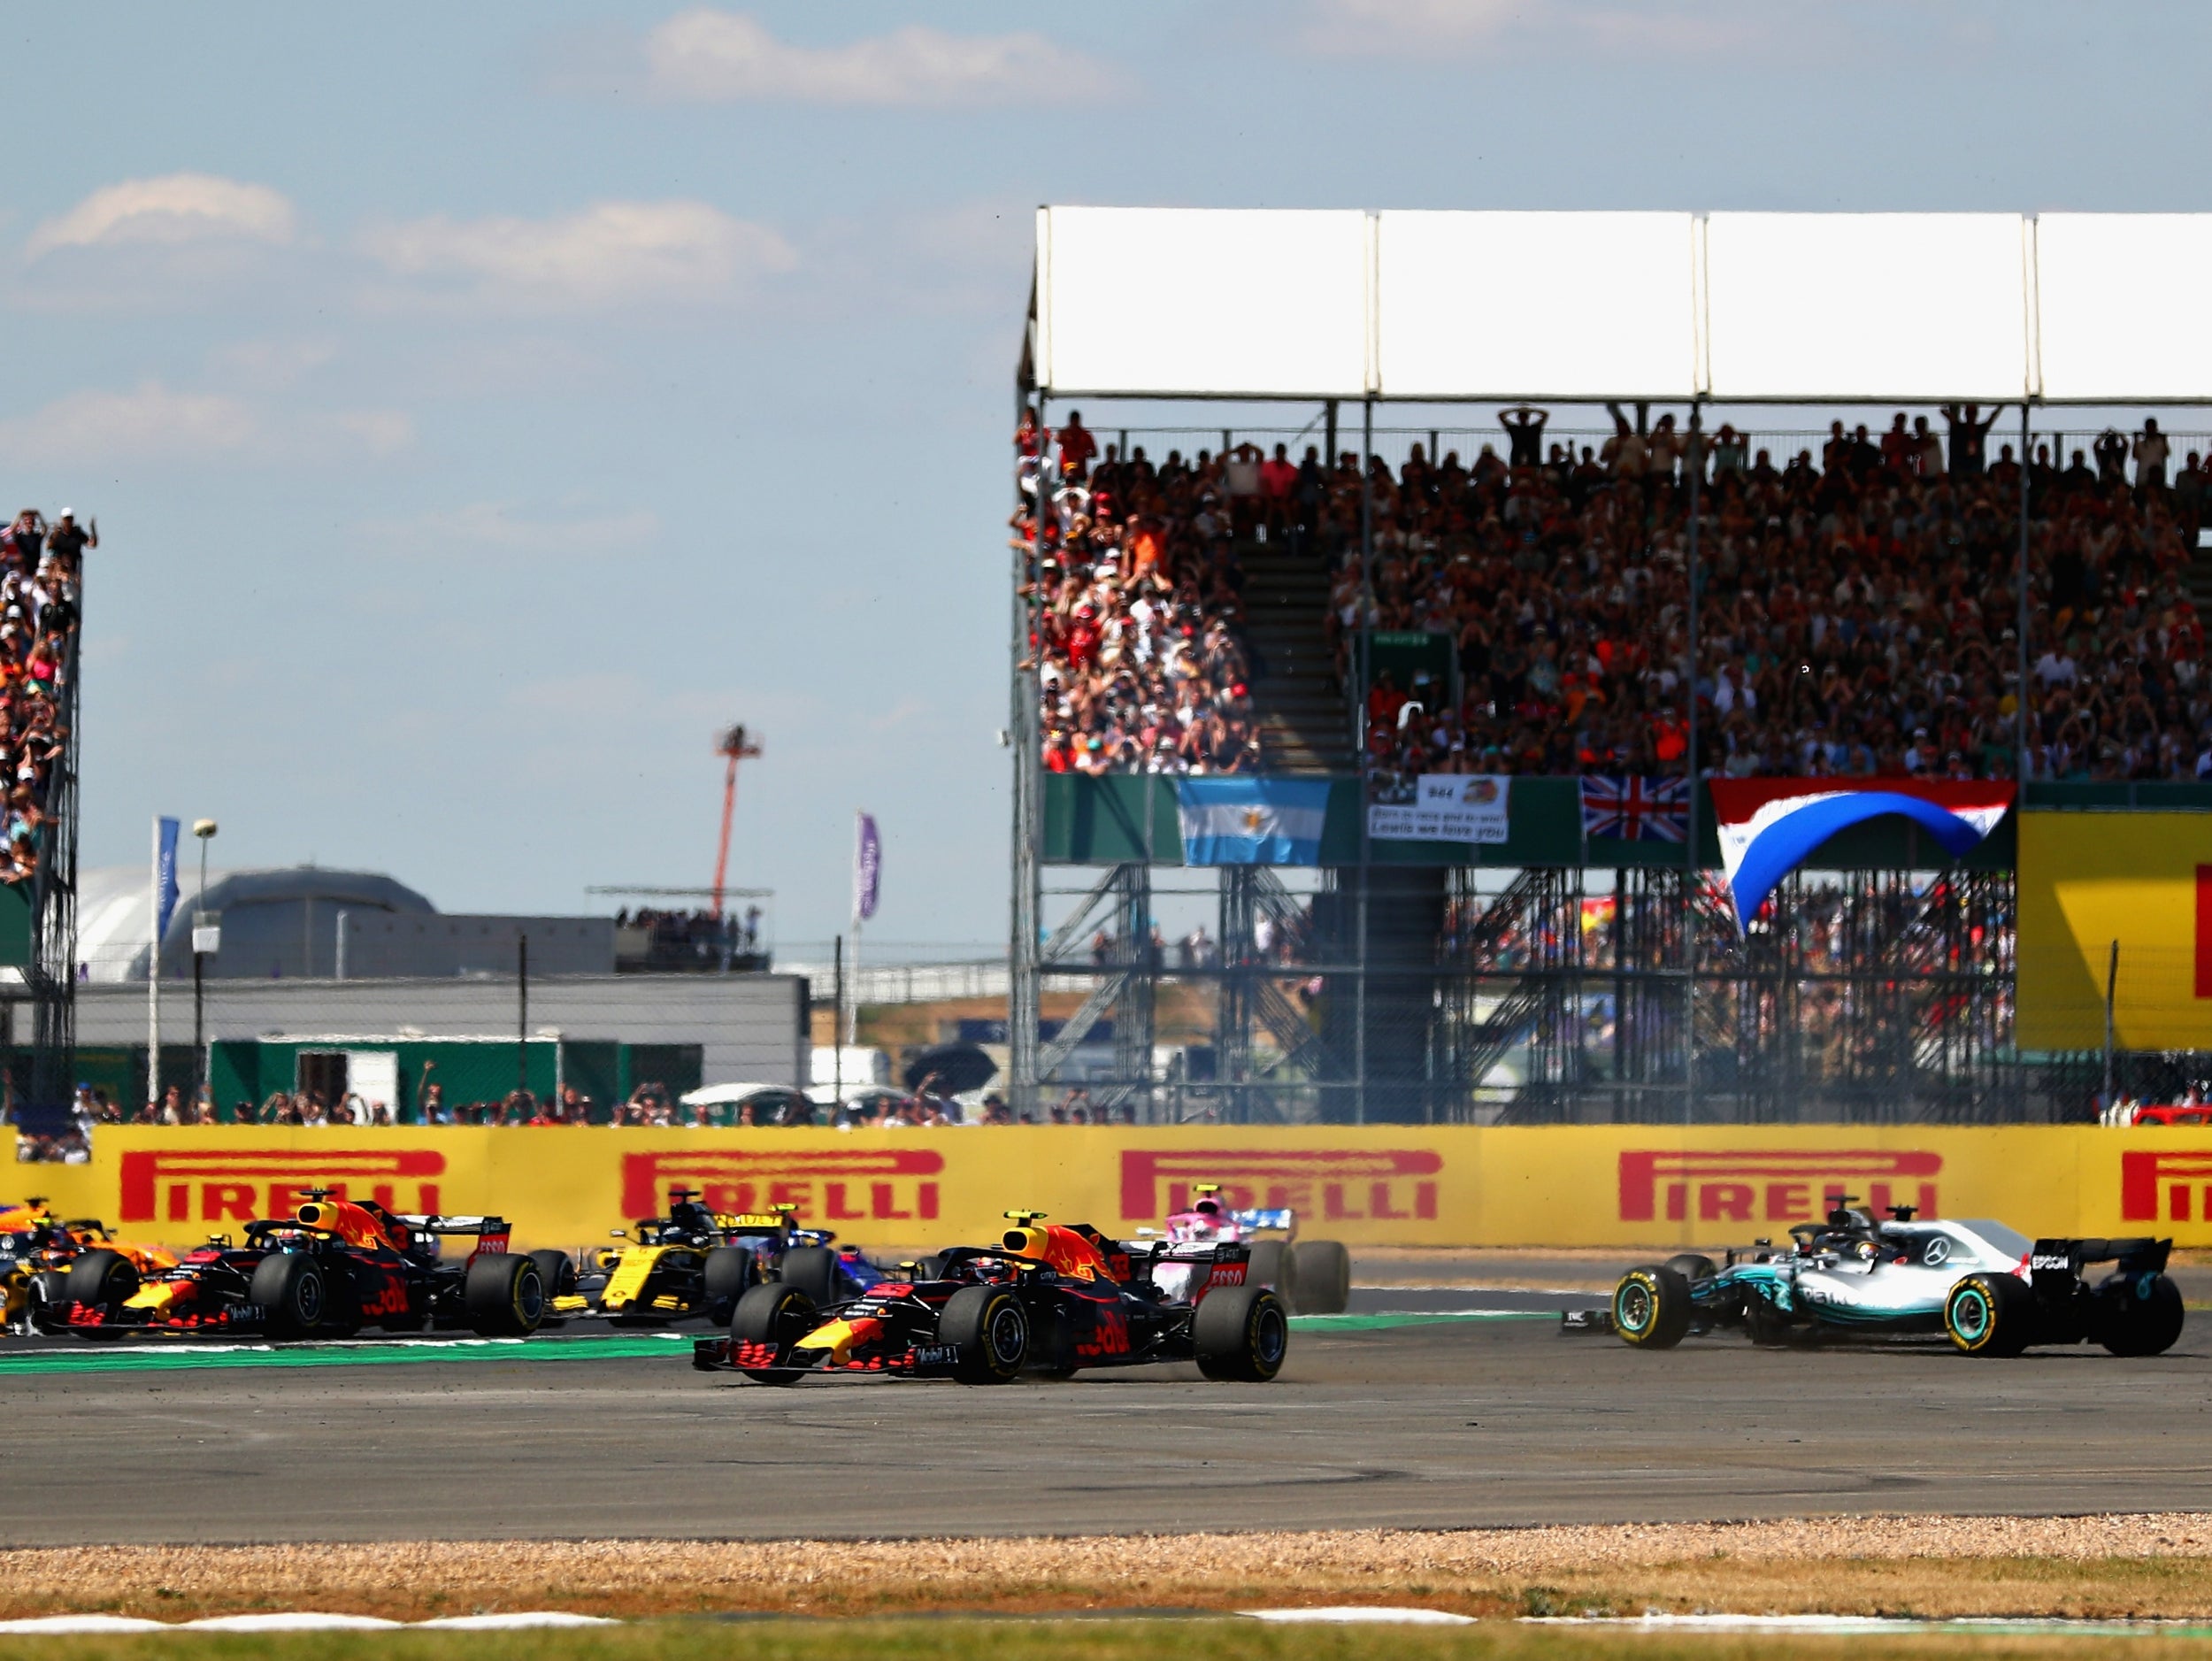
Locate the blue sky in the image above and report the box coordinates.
[13,2,2208,952]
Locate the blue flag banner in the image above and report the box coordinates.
[154,816,181,942]
[1174,777,1331,866]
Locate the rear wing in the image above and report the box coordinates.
[394,1214,514,1255]
[2031,1235,2171,1281]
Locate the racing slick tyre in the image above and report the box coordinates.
[777,1246,840,1308]
[1665,1253,1719,1283]
[2097,1273,2185,1357]
[1612,1265,1693,1350]
[26,1270,67,1331]
[1945,1271,2037,1357]
[939,1284,1029,1385]
[702,1246,758,1326]
[249,1252,331,1340]
[729,1283,816,1383]
[64,1248,138,1312]
[1194,1284,1289,1382]
[463,1253,546,1338]
[1291,1241,1352,1315]
[1243,1241,1297,1311]
[529,1250,579,1301]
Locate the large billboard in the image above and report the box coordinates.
[2017,811,2212,1050]
[19,1125,2212,1250]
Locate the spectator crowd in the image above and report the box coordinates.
[0,510,86,883]
[1017,408,1272,775]
[1023,404,2212,784]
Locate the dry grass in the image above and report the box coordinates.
[3,1517,2210,1623]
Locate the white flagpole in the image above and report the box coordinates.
[147,816,161,1110]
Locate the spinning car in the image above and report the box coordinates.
[1591,1196,2183,1357]
[58,1190,547,1339]
[1140,1183,1353,1315]
[0,1202,178,1334]
[695,1209,1286,1386]
[590,1192,881,1324]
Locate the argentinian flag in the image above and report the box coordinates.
[1175,778,1332,866]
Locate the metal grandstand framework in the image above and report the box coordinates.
[1009,207,2212,1125]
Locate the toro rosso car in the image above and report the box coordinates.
[0,1202,178,1333]
[1138,1182,1353,1315]
[1594,1197,2183,1357]
[59,1191,547,1340]
[695,1210,1286,1386]
[589,1193,882,1324]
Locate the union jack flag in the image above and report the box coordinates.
[1579,775,1690,842]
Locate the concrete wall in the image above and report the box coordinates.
[82,973,810,1088]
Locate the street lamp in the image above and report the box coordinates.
[191,820,219,1112]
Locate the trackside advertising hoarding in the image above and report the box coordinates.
[19,1127,2212,1250]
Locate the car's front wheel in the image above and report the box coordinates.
[462,1254,545,1337]
[940,1285,1028,1384]
[1194,1284,1288,1381]
[1612,1265,1692,1350]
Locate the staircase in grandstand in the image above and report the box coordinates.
[1238,542,1350,773]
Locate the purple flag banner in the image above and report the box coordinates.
[853,812,880,923]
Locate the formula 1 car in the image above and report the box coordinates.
[1586,1197,2183,1358]
[695,1210,1286,1386]
[0,1202,179,1334]
[1136,1183,1353,1315]
[588,1192,883,1325]
[58,1191,547,1340]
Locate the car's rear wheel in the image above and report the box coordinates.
[702,1246,758,1326]
[1291,1240,1351,1315]
[729,1283,816,1383]
[1945,1271,2035,1357]
[1243,1241,1296,1311]
[1194,1284,1289,1381]
[249,1253,329,1340]
[462,1253,545,1337]
[940,1285,1028,1384]
[777,1246,839,1307]
[64,1248,138,1311]
[2097,1273,2185,1357]
[1612,1265,1692,1350]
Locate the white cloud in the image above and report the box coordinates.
[364,502,662,557]
[26,173,296,258]
[643,9,1116,105]
[359,200,794,309]
[0,381,256,465]
[0,381,410,467]
[1299,0,1765,58]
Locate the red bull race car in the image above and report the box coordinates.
[695,1210,1287,1386]
[0,1201,179,1334]
[58,1191,546,1340]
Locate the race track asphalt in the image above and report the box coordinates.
[10,1290,2209,1544]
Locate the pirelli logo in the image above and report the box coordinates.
[2120,1150,2212,1222]
[618,1149,944,1222]
[118,1148,446,1224]
[1617,1149,1941,1225]
[1118,1149,1443,1223]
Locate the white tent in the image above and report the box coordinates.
[1025,206,2212,405]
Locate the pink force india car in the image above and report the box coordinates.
[1134,1184,1351,1315]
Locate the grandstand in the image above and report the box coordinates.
[0,509,85,1127]
[1009,208,2212,1126]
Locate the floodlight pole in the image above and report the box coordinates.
[1683,400,1702,1127]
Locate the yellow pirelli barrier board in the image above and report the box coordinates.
[2017,811,2212,1050]
[17,1126,2212,1251]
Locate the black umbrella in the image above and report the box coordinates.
[902,1042,997,1096]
